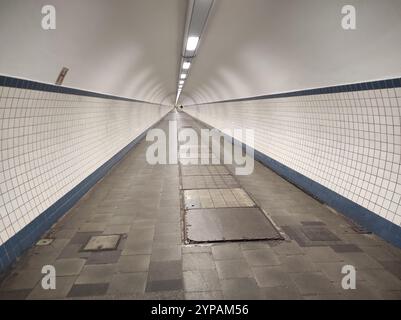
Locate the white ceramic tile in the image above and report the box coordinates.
[185,89,401,227]
[0,88,170,245]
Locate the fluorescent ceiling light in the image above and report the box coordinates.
[183,61,191,69]
[180,74,187,79]
[186,36,199,51]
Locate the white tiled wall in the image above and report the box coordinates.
[0,85,171,245]
[185,87,401,227]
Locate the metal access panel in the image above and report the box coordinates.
[181,175,239,190]
[185,208,283,243]
[82,235,121,251]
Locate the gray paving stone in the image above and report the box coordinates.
[183,253,215,270]
[315,261,361,283]
[151,246,182,262]
[146,279,183,292]
[339,252,385,269]
[67,283,109,297]
[0,289,31,300]
[337,281,384,299]
[360,245,401,261]
[153,232,181,245]
[216,260,252,279]
[69,232,102,245]
[379,260,401,279]
[103,225,131,235]
[28,276,77,299]
[271,241,304,256]
[280,255,318,273]
[330,244,363,253]
[53,229,77,239]
[79,223,107,232]
[122,241,153,255]
[261,286,302,300]
[126,227,155,242]
[253,266,293,287]
[291,272,339,295]
[221,278,262,300]
[1,270,42,290]
[185,291,223,300]
[211,244,243,260]
[148,260,182,282]
[240,242,270,251]
[304,246,344,263]
[301,227,340,241]
[53,258,86,276]
[86,250,121,265]
[183,270,221,292]
[242,249,280,266]
[117,255,150,273]
[182,245,212,254]
[75,264,116,284]
[58,244,91,259]
[359,268,401,291]
[107,272,148,295]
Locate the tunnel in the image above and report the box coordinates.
[0,0,401,303]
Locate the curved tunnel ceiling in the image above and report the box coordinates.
[1,0,401,105]
[180,0,401,105]
[0,0,187,104]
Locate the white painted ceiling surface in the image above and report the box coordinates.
[181,0,401,104]
[0,0,186,104]
[1,0,401,105]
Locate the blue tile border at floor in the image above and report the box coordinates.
[186,113,401,249]
[188,76,401,106]
[0,113,170,275]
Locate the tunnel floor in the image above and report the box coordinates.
[0,111,401,300]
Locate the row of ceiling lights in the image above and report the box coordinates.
[175,0,214,104]
[176,36,199,102]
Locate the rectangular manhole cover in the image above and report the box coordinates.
[185,208,283,243]
[181,175,239,190]
[82,235,121,251]
[184,188,255,209]
[181,165,230,176]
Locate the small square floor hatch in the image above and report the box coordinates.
[184,188,255,209]
[36,238,54,246]
[185,208,282,243]
[82,235,121,251]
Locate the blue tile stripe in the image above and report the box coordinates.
[188,115,401,249]
[189,77,401,106]
[0,114,168,274]
[0,74,157,104]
